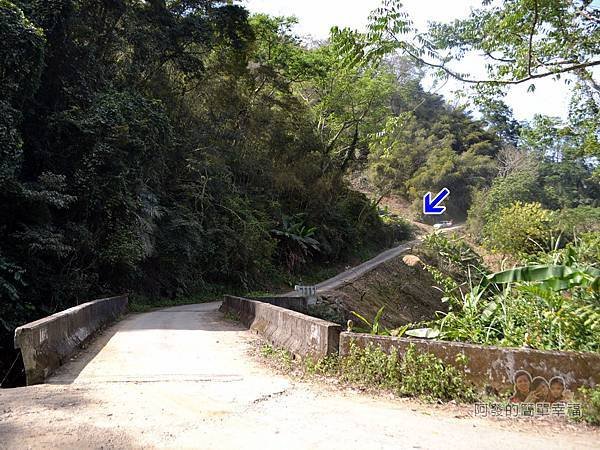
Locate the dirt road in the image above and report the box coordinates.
[1,302,598,449]
[286,225,462,294]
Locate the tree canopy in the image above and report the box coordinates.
[1,0,598,383]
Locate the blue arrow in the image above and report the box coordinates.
[423,188,450,215]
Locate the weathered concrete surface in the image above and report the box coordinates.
[1,302,598,449]
[340,332,600,393]
[247,295,308,313]
[14,295,128,385]
[220,295,340,357]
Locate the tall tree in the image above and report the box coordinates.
[360,0,600,88]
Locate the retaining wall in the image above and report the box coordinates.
[220,295,340,357]
[340,332,600,393]
[14,295,128,385]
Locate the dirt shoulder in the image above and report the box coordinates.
[251,339,600,444]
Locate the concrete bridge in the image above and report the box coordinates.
[1,235,599,449]
[3,302,599,449]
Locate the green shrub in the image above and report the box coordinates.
[422,232,599,352]
[315,189,398,260]
[422,232,485,276]
[339,341,477,403]
[564,232,600,267]
[340,341,402,390]
[399,345,477,403]
[260,339,479,404]
[380,214,414,243]
[483,201,555,257]
[350,306,389,335]
[304,354,340,377]
[431,279,600,352]
[556,207,600,240]
[468,171,540,235]
[578,386,600,425]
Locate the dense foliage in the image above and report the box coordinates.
[341,0,599,223]
[418,232,599,353]
[2,0,598,384]
[367,71,499,220]
[0,1,403,379]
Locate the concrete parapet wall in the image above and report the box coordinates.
[14,295,128,385]
[220,295,340,358]
[340,332,600,393]
[246,296,308,313]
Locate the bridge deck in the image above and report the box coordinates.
[1,302,598,449]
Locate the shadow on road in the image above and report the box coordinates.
[46,302,245,385]
[44,322,123,385]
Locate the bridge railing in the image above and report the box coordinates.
[220,295,340,358]
[14,295,128,385]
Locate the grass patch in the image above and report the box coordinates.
[340,341,478,403]
[259,340,478,404]
[260,343,294,371]
[304,354,341,376]
[398,345,477,403]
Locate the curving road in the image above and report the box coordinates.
[1,302,598,449]
[286,225,463,295]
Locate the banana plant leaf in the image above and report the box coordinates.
[485,265,599,292]
[404,327,440,339]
